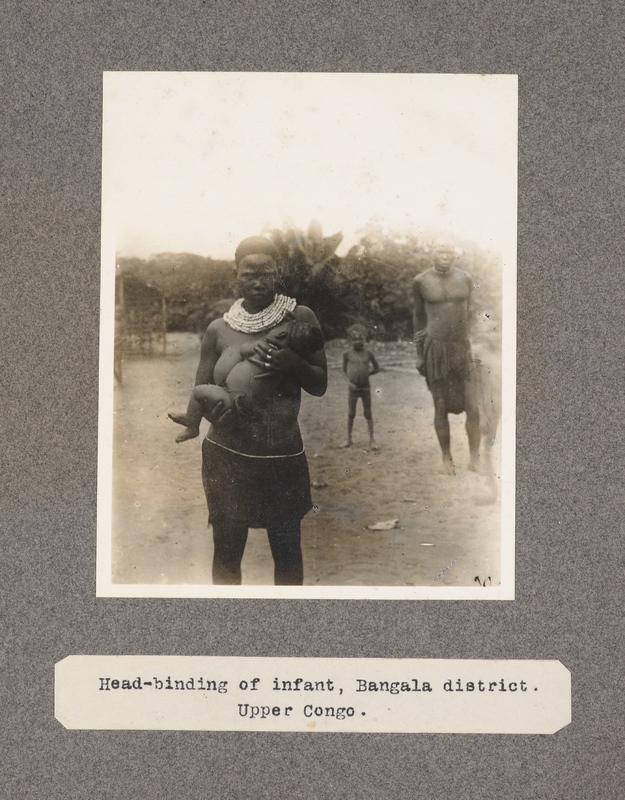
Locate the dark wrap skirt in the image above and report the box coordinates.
[417,333,472,415]
[202,438,313,528]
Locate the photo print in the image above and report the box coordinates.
[98,72,517,598]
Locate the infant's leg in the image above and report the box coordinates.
[168,385,233,442]
[193,384,233,418]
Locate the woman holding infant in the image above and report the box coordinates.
[187,236,327,586]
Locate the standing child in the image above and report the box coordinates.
[341,324,380,449]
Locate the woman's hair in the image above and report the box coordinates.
[234,236,279,266]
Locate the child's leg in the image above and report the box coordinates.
[363,389,379,449]
[340,388,358,447]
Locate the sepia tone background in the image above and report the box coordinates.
[2,1,624,797]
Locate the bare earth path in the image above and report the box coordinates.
[111,335,501,588]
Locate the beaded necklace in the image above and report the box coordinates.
[223,294,297,334]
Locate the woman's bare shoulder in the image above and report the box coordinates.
[203,318,227,338]
[200,318,227,350]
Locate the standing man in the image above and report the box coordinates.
[412,246,480,472]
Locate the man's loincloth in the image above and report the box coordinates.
[202,437,313,528]
[418,334,472,415]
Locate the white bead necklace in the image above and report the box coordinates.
[223,294,297,334]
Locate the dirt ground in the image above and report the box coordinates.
[111,334,501,588]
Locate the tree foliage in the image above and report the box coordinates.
[117,253,235,333]
[338,227,502,341]
[267,221,350,339]
[116,226,502,343]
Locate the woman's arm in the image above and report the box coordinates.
[194,320,221,386]
[287,345,328,396]
[194,321,232,423]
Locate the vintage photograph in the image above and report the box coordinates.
[97,72,517,598]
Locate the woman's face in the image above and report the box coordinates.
[236,254,279,312]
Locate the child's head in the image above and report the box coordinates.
[347,323,368,350]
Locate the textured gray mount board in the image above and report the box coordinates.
[98,71,516,600]
[2,0,624,798]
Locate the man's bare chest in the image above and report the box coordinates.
[420,275,469,303]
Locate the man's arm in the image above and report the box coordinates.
[465,272,477,337]
[412,276,427,334]
[342,351,349,375]
[412,276,428,374]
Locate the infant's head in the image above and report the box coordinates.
[287,320,324,356]
[268,314,324,357]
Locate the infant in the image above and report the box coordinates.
[169,315,324,442]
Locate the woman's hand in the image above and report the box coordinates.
[253,335,300,373]
[204,400,232,425]
[253,333,327,396]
